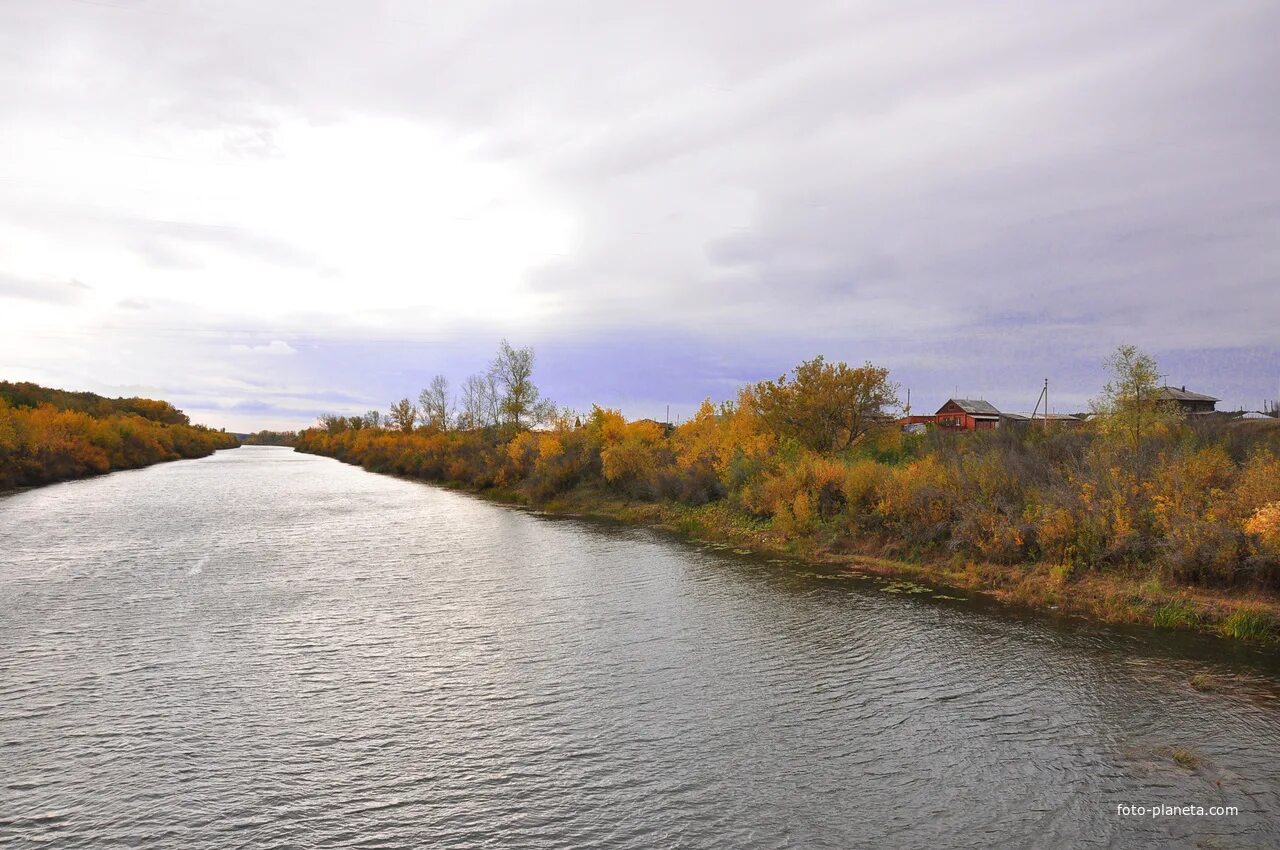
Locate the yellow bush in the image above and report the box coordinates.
[1229,452,1280,523]
[841,458,888,514]
[1150,445,1233,530]
[600,415,666,491]
[874,455,954,540]
[1245,502,1280,556]
[672,391,774,481]
[537,432,565,461]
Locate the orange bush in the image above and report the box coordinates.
[0,397,236,491]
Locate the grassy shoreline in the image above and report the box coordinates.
[371,465,1280,645]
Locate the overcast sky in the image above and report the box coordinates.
[3,1,1277,430]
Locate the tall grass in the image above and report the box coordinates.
[1152,600,1198,630]
[1217,606,1275,641]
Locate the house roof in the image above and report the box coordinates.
[940,398,1002,416]
[1007,412,1081,421]
[1151,385,1219,403]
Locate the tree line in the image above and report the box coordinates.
[298,343,1280,597]
[0,382,239,491]
[318,340,556,435]
[241,430,299,446]
[0,381,193,425]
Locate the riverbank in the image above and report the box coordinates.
[0,445,243,496]
[291,378,1280,646]
[351,464,1280,645]
[540,491,1279,643]
[0,381,240,492]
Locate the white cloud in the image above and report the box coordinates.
[230,340,296,356]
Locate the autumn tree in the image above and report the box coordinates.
[387,398,418,433]
[121,398,190,425]
[1091,344,1181,473]
[596,407,669,495]
[490,340,554,431]
[363,409,383,429]
[318,413,348,434]
[418,375,452,431]
[753,356,898,453]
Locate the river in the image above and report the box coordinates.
[2,446,1278,848]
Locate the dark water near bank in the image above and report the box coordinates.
[2,447,1278,849]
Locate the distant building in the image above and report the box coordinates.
[897,414,938,430]
[633,418,676,435]
[935,399,1000,431]
[897,398,1084,432]
[1000,411,1083,429]
[1151,385,1219,414]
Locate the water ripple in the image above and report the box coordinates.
[1,447,1278,849]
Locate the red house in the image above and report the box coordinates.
[934,399,1000,431]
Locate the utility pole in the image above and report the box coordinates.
[1044,378,1049,433]
[1031,379,1049,430]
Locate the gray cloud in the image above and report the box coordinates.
[2,0,1278,426]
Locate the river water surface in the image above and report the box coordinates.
[2,446,1278,848]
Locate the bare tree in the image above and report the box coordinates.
[490,339,554,430]
[458,372,500,429]
[418,375,452,431]
[363,409,383,429]
[458,374,483,429]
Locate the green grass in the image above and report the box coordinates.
[1218,606,1275,641]
[1151,599,1199,630]
[1189,673,1217,692]
[1171,747,1202,770]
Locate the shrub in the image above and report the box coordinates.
[1218,606,1275,641]
[1244,502,1280,556]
